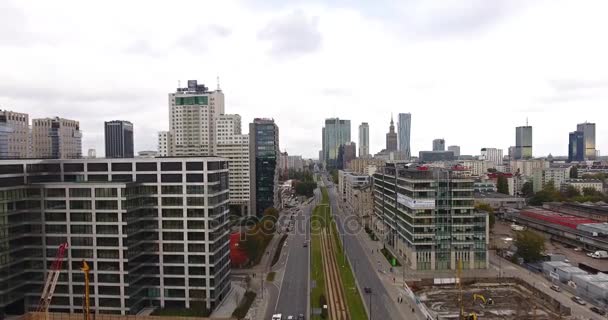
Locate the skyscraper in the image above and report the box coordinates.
[338,141,356,169]
[168,80,224,156]
[385,115,398,151]
[104,120,134,158]
[31,117,82,159]
[432,139,445,151]
[0,110,29,159]
[322,118,350,169]
[250,118,280,216]
[568,131,585,162]
[358,122,369,158]
[577,122,596,160]
[515,125,532,159]
[447,145,460,157]
[397,113,411,159]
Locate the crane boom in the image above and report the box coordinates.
[37,243,69,313]
[81,260,91,320]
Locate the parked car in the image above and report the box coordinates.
[550,285,561,292]
[297,314,305,320]
[590,307,606,316]
[571,296,587,305]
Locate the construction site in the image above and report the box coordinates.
[412,278,569,320]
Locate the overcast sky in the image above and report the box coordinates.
[1,0,607,159]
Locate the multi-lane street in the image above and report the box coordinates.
[274,202,312,318]
[322,176,403,320]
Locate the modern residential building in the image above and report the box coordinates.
[460,159,493,176]
[322,118,350,169]
[447,145,460,157]
[358,122,370,158]
[577,122,596,160]
[31,117,82,159]
[104,120,134,158]
[338,142,356,170]
[419,150,454,162]
[480,148,503,166]
[509,159,547,177]
[0,157,231,316]
[337,170,370,201]
[249,118,280,216]
[0,110,29,159]
[397,113,411,159]
[167,80,225,156]
[568,130,585,162]
[385,115,398,151]
[432,139,445,151]
[561,179,603,194]
[157,131,172,156]
[373,163,488,270]
[215,114,250,215]
[532,167,569,192]
[287,155,304,172]
[514,125,533,159]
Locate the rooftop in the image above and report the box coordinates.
[474,191,523,199]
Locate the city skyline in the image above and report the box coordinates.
[1,1,608,158]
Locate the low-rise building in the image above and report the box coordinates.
[460,159,493,176]
[418,150,454,162]
[348,158,386,175]
[561,179,604,194]
[474,191,526,210]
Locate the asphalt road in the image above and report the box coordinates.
[274,201,312,319]
[323,176,403,320]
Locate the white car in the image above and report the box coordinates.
[272,314,282,320]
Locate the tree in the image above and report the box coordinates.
[515,230,546,263]
[528,181,562,205]
[570,166,578,179]
[521,181,534,198]
[496,175,509,195]
[561,185,581,199]
[475,203,495,229]
[294,181,317,197]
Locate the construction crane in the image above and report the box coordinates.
[81,260,91,320]
[37,243,69,313]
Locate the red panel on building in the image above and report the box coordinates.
[521,209,596,229]
[230,232,249,267]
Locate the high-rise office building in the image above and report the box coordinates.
[447,145,460,157]
[157,131,172,156]
[31,117,82,159]
[397,113,411,159]
[215,114,250,215]
[432,139,445,151]
[385,115,398,151]
[322,118,350,169]
[0,157,231,315]
[338,142,356,169]
[249,118,280,216]
[373,163,488,270]
[358,122,369,158]
[577,122,596,160]
[515,125,533,159]
[168,80,225,156]
[480,148,503,166]
[0,110,29,159]
[104,120,134,158]
[568,131,585,162]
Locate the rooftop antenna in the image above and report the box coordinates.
[216,75,221,90]
[526,117,528,126]
[178,80,181,89]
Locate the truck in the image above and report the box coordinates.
[587,250,608,259]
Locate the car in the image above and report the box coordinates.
[574,247,583,252]
[571,296,586,305]
[590,307,606,315]
[272,314,282,320]
[550,285,561,292]
[364,287,372,294]
[297,314,305,320]
[287,316,294,320]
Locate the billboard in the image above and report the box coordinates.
[397,193,435,209]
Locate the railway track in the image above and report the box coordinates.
[320,228,349,320]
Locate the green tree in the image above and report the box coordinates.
[570,166,578,179]
[294,181,317,197]
[529,181,562,205]
[496,175,509,195]
[475,203,495,229]
[521,181,534,197]
[330,169,339,184]
[515,230,546,262]
[561,185,581,199]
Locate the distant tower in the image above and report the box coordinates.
[386,115,398,151]
[577,122,596,160]
[397,113,411,159]
[358,122,370,158]
[104,120,134,158]
[515,123,533,159]
[432,139,445,151]
[448,145,460,157]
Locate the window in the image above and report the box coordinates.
[162,209,183,217]
[88,174,109,182]
[136,162,157,171]
[162,197,183,206]
[69,188,91,197]
[187,197,205,206]
[162,186,182,194]
[95,188,117,197]
[95,200,118,210]
[111,163,132,172]
[162,220,183,229]
[112,174,132,182]
[187,185,205,194]
[186,174,204,183]
[186,162,204,171]
[46,188,65,197]
[45,212,66,222]
[87,163,108,172]
[161,174,182,183]
[45,200,66,209]
[70,200,92,210]
[63,163,84,172]
[161,162,182,171]
[71,225,93,234]
[136,174,157,183]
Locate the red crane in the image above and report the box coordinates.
[37,243,69,313]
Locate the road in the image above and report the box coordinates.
[274,201,312,318]
[323,176,403,320]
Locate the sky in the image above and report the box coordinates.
[1,0,608,159]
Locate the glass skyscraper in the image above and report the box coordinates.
[322,118,350,169]
[249,118,280,216]
[577,122,596,160]
[397,113,411,159]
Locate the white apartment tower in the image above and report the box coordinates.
[215,114,250,215]
[157,131,172,156]
[168,80,225,156]
[0,110,30,159]
[480,148,503,166]
[31,117,82,159]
